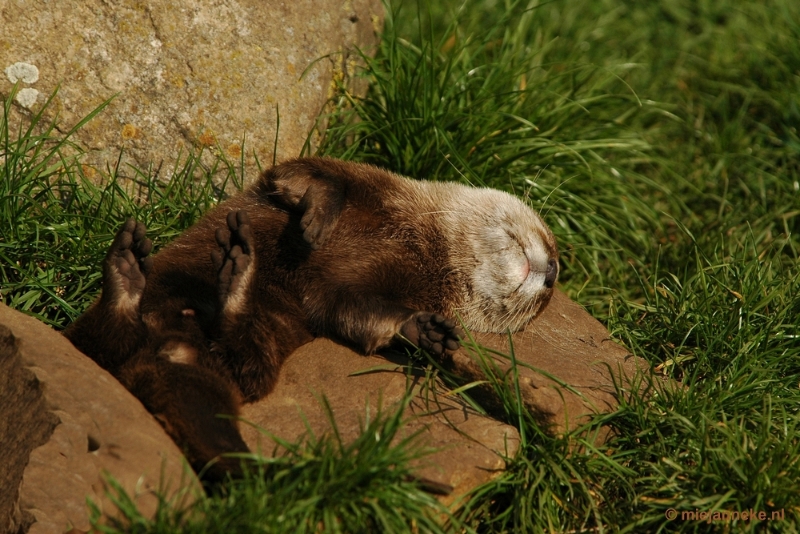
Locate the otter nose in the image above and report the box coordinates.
[544,259,558,288]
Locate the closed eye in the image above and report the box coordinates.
[505,231,530,292]
[505,230,525,252]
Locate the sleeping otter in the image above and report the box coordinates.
[64,157,559,482]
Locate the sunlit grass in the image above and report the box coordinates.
[0,86,241,326]
[3,0,800,531]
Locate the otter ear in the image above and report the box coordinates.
[259,158,346,249]
[297,182,345,249]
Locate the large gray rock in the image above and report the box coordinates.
[0,304,198,534]
[0,0,382,176]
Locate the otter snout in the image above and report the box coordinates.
[545,258,558,288]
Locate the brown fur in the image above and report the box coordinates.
[65,157,559,484]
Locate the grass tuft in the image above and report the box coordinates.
[0,86,243,326]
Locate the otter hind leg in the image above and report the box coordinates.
[211,210,255,316]
[64,219,153,373]
[209,209,313,402]
[399,312,463,357]
[104,218,153,314]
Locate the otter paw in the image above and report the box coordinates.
[104,219,153,307]
[211,210,254,311]
[399,312,463,357]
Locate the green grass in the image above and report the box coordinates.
[0,87,246,326]
[3,0,800,531]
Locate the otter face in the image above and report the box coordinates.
[448,188,559,333]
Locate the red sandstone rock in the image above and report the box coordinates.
[459,289,646,434]
[0,288,646,529]
[0,304,198,534]
[240,289,647,503]
[240,340,521,505]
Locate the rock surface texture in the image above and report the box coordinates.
[0,305,197,534]
[461,289,644,434]
[241,289,644,502]
[240,341,521,505]
[0,0,382,176]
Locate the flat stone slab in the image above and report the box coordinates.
[0,287,644,530]
[0,304,198,534]
[0,0,383,175]
[456,289,645,434]
[240,341,520,505]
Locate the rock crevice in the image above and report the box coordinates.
[0,326,59,534]
[0,305,197,534]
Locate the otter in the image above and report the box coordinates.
[65,157,559,483]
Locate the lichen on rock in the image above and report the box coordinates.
[0,0,384,179]
[4,62,40,84]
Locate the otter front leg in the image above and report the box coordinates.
[310,293,463,359]
[65,219,153,374]
[398,313,463,358]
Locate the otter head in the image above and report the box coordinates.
[446,187,559,333]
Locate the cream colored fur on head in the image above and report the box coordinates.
[399,179,559,333]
